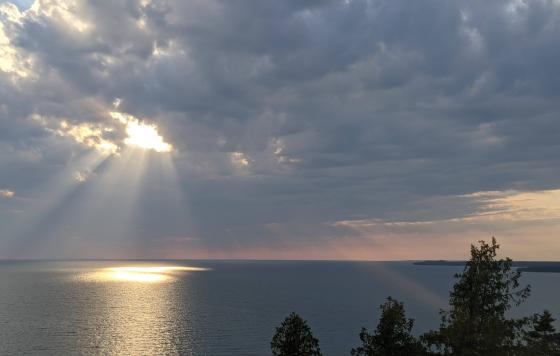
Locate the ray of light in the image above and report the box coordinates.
[57,146,196,258]
[63,147,151,250]
[155,153,195,232]
[367,263,448,309]
[300,240,448,309]
[7,148,112,254]
[9,136,193,258]
[109,150,196,257]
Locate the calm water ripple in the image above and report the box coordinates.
[0,260,558,355]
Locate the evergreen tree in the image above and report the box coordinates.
[524,310,560,355]
[271,312,322,356]
[422,237,531,356]
[351,297,426,356]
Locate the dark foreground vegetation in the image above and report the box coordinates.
[271,238,560,355]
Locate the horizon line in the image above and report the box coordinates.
[1,258,559,263]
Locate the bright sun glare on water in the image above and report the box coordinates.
[88,266,209,283]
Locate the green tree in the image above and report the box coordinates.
[351,297,426,356]
[524,310,560,355]
[271,312,322,356]
[422,237,531,356]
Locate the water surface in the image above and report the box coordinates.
[0,260,558,355]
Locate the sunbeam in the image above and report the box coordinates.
[62,147,151,254]
[6,148,112,255]
[11,144,195,258]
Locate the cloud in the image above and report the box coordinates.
[0,189,15,198]
[336,189,560,229]
[331,189,560,259]
[0,3,32,79]
[229,151,251,172]
[32,110,173,154]
[1,0,560,258]
[45,117,119,153]
[74,170,89,183]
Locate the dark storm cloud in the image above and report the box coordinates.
[1,0,560,258]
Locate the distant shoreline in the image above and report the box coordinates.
[414,260,560,273]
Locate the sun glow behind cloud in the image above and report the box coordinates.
[110,111,173,153]
[56,120,119,153]
[0,189,15,198]
[35,110,173,154]
[123,120,173,152]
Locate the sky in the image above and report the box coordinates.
[1,0,559,260]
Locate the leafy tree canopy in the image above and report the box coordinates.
[271,312,322,356]
[422,237,531,356]
[524,310,560,355]
[351,297,426,356]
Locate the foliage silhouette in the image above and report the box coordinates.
[270,238,559,355]
[351,297,426,356]
[271,312,322,356]
[422,237,531,355]
[523,310,560,355]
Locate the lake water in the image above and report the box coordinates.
[0,260,558,355]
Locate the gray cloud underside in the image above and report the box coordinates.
[1,0,560,257]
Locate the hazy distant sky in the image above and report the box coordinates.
[1,0,560,259]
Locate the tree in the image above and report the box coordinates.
[351,297,426,356]
[271,312,322,356]
[523,310,560,355]
[422,237,531,355]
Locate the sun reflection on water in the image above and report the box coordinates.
[75,264,206,353]
[87,265,209,283]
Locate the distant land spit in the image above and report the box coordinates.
[414,261,560,273]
